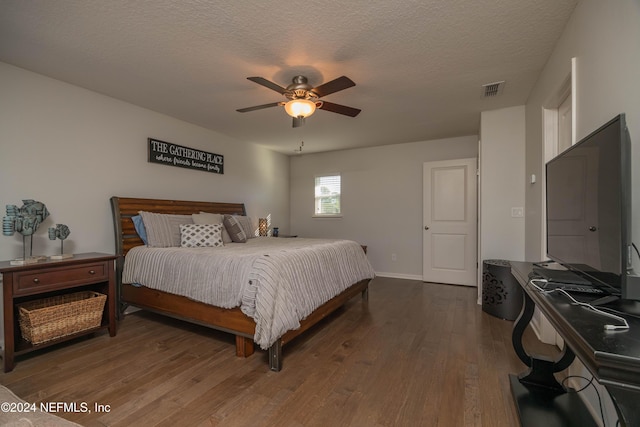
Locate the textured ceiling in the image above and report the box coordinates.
[0,0,578,155]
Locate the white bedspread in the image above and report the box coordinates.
[122,237,375,349]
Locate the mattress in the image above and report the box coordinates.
[122,237,375,348]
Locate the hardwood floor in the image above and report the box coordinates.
[1,277,555,426]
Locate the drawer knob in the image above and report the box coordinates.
[89,270,96,275]
[33,278,40,284]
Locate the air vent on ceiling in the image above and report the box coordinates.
[481,81,505,98]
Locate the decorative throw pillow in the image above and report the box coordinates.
[131,214,149,245]
[223,214,247,243]
[180,223,224,248]
[234,215,256,239]
[192,212,232,243]
[138,211,193,247]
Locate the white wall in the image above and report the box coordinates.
[290,136,478,278]
[479,106,526,263]
[0,62,290,262]
[525,0,640,264]
[523,1,640,424]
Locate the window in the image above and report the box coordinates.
[314,174,341,216]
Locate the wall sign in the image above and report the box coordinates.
[148,138,224,174]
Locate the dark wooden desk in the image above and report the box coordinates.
[509,261,640,427]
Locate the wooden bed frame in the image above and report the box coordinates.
[110,196,370,371]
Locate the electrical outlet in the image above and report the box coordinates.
[511,207,524,218]
[391,253,397,261]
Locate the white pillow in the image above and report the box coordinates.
[180,223,224,248]
[192,212,232,243]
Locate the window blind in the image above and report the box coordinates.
[314,175,341,215]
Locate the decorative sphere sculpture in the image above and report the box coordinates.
[3,200,50,237]
[3,200,50,262]
[49,224,72,258]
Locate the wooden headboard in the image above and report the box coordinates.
[110,196,246,257]
[109,196,246,317]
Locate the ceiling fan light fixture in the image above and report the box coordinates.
[284,99,316,118]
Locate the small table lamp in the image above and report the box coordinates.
[258,218,268,237]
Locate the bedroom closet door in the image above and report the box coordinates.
[422,158,477,286]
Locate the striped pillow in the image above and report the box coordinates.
[235,215,256,239]
[223,215,247,243]
[138,211,193,247]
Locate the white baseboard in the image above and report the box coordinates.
[123,306,141,315]
[374,272,423,281]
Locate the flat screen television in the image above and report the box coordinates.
[545,114,636,300]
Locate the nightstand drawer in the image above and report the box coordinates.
[14,262,108,295]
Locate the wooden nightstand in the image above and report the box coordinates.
[0,252,117,372]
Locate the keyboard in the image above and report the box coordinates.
[543,282,605,295]
[532,266,591,285]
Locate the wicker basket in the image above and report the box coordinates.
[18,291,107,345]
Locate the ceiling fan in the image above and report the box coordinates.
[236,75,361,127]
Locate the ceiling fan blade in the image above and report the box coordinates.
[312,76,356,98]
[292,116,305,128]
[246,77,287,94]
[318,101,361,117]
[236,102,283,113]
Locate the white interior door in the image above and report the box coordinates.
[557,94,573,154]
[539,71,575,346]
[547,148,600,267]
[423,158,478,286]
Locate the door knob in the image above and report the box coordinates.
[424,226,429,230]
